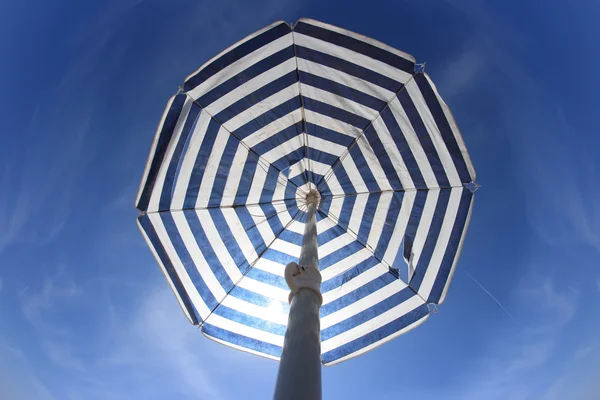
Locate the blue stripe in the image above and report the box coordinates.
[183,118,221,209]
[229,286,290,313]
[233,96,302,140]
[245,267,288,290]
[322,286,415,340]
[214,305,287,336]
[137,94,186,211]
[357,192,381,244]
[250,121,303,157]
[319,241,365,270]
[363,123,404,190]
[160,212,219,310]
[374,192,403,260]
[182,210,235,291]
[138,214,200,324]
[159,104,201,210]
[184,23,290,91]
[277,229,303,246]
[397,89,450,187]
[303,97,370,129]
[234,207,267,254]
[379,106,426,188]
[214,70,298,124]
[321,303,428,364]
[330,162,355,195]
[202,324,282,358]
[294,21,414,73]
[414,73,472,183]
[208,135,239,207]
[409,189,451,290]
[349,144,380,192]
[197,45,295,107]
[299,70,386,111]
[234,153,258,205]
[207,208,252,274]
[306,122,355,147]
[295,45,401,93]
[402,189,428,262]
[428,188,473,303]
[317,224,346,246]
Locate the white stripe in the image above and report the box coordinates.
[307,134,347,156]
[424,73,476,180]
[206,58,297,117]
[388,97,438,188]
[297,19,415,62]
[348,193,368,235]
[147,213,210,319]
[268,239,301,261]
[221,295,288,325]
[221,208,260,267]
[339,153,368,194]
[303,109,361,138]
[260,134,303,164]
[406,79,461,186]
[409,188,440,270]
[355,136,394,191]
[236,277,289,303]
[370,114,416,189]
[245,204,276,245]
[439,193,474,304]
[320,294,423,353]
[301,84,378,120]
[224,82,300,132]
[252,256,288,277]
[382,190,416,267]
[220,144,250,207]
[171,110,212,210]
[322,263,388,304]
[293,32,412,85]
[366,191,393,251]
[195,126,231,209]
[148,97,194,212]
[324,313,428,366]
[321,247,372,281]
[318,233,355,258]
[418,188,463,299]
[136,95,176,207]
[204,314,284,346]
[321,279,407,329]
[245,162,268,204]
[171,211,228,301]
[195,209,244,283]
[202,331,280,361]
[242,109,302,148]
[297,58,395,101]
[186,31,293,99]
[137,219,194,323]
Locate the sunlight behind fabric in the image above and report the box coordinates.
[135,19,476,366]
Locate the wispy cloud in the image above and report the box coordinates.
[20,265,84,333]
[455,270,579,399]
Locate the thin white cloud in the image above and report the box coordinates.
[456,271,579,399]
[20,266,84,333]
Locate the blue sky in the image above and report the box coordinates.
[1,0,599,399]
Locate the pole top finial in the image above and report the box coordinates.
[305,189,320,207]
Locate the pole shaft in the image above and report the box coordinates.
[274,202,322,400]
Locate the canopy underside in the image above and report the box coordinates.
[136,19,476,365]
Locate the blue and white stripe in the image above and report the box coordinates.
[136,19,476,365]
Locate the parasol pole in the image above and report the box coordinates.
[274,190,322,400]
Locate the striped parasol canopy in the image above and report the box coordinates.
[135,18,476,366]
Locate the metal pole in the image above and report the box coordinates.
[274,191,322,400]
